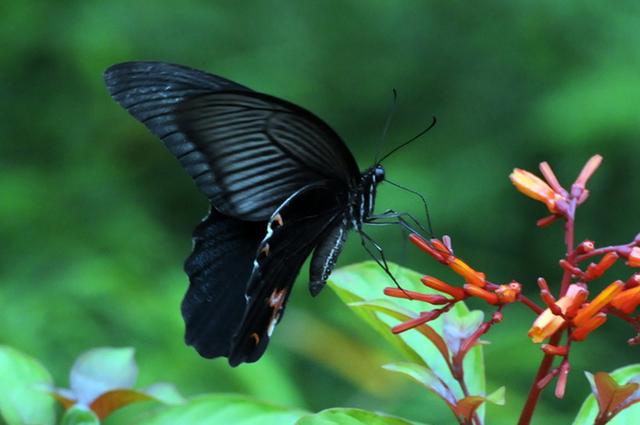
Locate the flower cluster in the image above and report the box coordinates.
[384,155,640,424]
[509,156,640,350]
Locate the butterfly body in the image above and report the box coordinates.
[104,62,386,365]
[349,165,385,231]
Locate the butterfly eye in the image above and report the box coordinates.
[270,214,284,229]
[374,165,385,181]
[258,243,270,260]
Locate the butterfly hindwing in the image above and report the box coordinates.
[104,61,360,221]
[228,183,346,365]
[182,208,265,358]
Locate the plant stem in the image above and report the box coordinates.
[575,242,635,263]
[607,308,640,329]
[519,199,577,424]
[518,294,544,314]
[457,377,482,425]
[594,413,610,425]
[517,332,561,425]
[560,199,577,296]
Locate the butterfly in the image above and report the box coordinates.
[104,62,430,366]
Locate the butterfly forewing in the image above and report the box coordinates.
[105,62,360,221]
[174,91,360,220]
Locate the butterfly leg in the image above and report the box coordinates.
[357,229,411,295]
[365,211,429,237]
[378,178,434,235]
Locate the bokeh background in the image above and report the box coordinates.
[2,1,640,423]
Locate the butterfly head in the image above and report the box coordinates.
[373,164,385,184]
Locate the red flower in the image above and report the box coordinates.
[529,285,586,343]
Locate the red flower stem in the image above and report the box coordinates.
[453,366,482,425]
[575,242,635,263]
[536,364,561,390]
[517,332,562,425]
[456,379,481,425]
[440,351,481,425]
[517,294,545,314]
[607,307,640,330]
[560,199,577,296]
[519,200,577,425]
[451,313,503,425]
[594,411,611,425]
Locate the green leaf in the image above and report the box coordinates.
[61,406,100,425]
[382,362,456,407]
[52,347,183,420]
[444,305,486,415]
[69,347,138,405]
[295,407,421,425]
[442,310,484,356]
[138,394,307,425]
[574,365,640,424]
[350,299,449,362]
[328,262,485,417]
[329,266,425,365]
[451,387,505,423]
[143,383,185,405]
[485,386,506,406]
[0,345,56,425]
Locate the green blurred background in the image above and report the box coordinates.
[2,1,640,423]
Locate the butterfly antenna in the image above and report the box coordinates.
[377,116,437,163]
[384,178,435,238]
[373,89,399,164]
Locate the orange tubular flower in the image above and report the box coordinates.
[383,287,452,305]
[564,286,590,318]
[421,276,466,300]
[528,285,586,343]
[571,313,607,341]
[510,168,565,214]
[430,238,451,255]
[628,247,640,267]
[463,284,499,304]
[584,252,619,280]
[572,281,624,327]
[610,285,640,314]
[529,312,565,344]
[409,234,446,262]
[448,257,486,287]
[541,344,568,356]
[573,155,603,189]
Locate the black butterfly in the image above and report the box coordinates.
[104,62,429,366]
